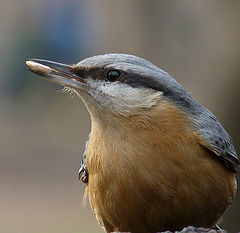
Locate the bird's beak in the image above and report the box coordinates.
[26,59,85,88]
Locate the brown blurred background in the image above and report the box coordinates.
[1,0,239,232]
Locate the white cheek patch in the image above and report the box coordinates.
[86,79,163,115]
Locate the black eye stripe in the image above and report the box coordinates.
[107,70,120,81]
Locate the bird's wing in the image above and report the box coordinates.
[196,110,239,173]
[78,133,90,183]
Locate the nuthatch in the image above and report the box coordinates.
[26,54,239,233]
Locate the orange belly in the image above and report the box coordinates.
[86,103,237,232]
[87,151,236,233]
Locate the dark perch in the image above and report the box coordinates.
[116,226,227,233]
[161,226,227,233]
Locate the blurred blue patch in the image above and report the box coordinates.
[5,0,95,97]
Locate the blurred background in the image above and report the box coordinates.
[1,0,240,232]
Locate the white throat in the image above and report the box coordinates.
[77,79,163,117]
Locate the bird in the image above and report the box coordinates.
[26,54,239,233]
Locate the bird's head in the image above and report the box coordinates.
[26,54,195,121]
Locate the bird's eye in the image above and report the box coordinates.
[107,70,120,82]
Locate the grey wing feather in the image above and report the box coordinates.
[78,133,90,183]
[195,107,239,173]
[134,64,239,173]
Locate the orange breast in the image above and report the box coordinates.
[86,100,237,232]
